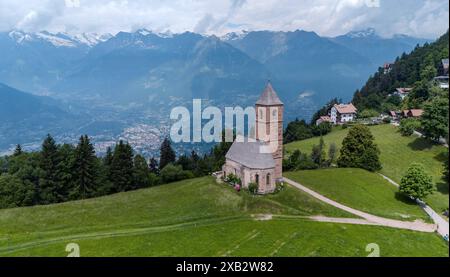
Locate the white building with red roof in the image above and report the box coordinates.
[330,103,357,124]
[315,115,332,126]
[393,88,413,100]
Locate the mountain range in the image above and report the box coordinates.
[0,28,430,155]
[0,82,86,150]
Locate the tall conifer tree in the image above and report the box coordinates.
[39,134,62,204]
[73,135,98,199]
[110,140,134,192]
[159,138,176,170]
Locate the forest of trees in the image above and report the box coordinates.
[0,134,232,209]
[283,98,341,144]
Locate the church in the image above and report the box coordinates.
[222,82,284,194]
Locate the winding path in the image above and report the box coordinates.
[378,174,449,238]
[283,177,437,233]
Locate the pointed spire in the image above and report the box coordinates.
[256,81,283,106]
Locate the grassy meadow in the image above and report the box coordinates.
[285,124,449,213]
[0,176,447,257]
[285,168,429,221]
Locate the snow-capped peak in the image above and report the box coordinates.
[220,30,249,41]
[35,31,78,47]
[158,30,174,38]
[137,28,153,36]
[7,30,112,47]
[72,33,113,46]
[134,28,175,39]
[8,30,33,43]
[346,28,377,38]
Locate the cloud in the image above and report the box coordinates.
[298,91,315,99]
[0,0,447,38]
[194,13,215,34]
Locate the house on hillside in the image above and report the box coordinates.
[383,63,393,74]
[221,82,283,194]
[434,76,449,89]
[402,109,424,118]
[315,116,332,126]
[389,111,399,121]
[439,58,449,76]
[392,88,412,100]
[330,103,357,124]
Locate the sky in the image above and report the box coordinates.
[0,0,448,39]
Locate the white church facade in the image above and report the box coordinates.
[222,82,284,194]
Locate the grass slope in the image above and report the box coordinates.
[4,219,447,257]
[285,124,449,213]
[285,168,429,221]
[0,177,446,257]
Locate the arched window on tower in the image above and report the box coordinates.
[266,173,271,187]
[255,174,259,185]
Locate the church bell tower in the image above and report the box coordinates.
[255,82,284,180]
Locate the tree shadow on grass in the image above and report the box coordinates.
[434,151,448,162]
[394,192,417,206]
[436,182,449,195]
[407,137,434,151]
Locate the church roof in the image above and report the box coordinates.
[225,136,276,169]
[256,82,283,106]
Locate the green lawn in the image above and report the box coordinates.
[3,219,447,257]
[0,176,447,257]
[285,124,449,213]
[285,168,429,221]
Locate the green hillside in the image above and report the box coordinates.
[0,176,447,257]
[285,124,448,213]
[285,168,429,221]
[353,31,449,111]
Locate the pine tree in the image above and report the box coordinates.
[110,140,134,192]
[337,125,382,172]
[159,138,176,170]
[149,157,159,175]
[104,146,114,167]
[73,135,98,199]
[311,137,326,167]
[133,154,151,189]
[39,134,63,204]
[328,142,337,165]
[13,144,23,156]
[57,143,76,201]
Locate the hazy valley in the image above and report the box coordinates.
[0,28,429,156]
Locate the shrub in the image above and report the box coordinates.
[399,118,421,136]
[382,117,391,124]
[224,174,241,185]
[312,122,332,136]
[275,181,285,193]
[248,182,259,195]
[421,97,449,141]
[284,150,319,171]
[160,164,194,183]
[400,163,434,200]
[359,109,379,119]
